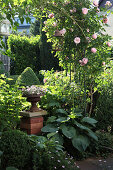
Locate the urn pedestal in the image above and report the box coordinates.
[20,110,47,135]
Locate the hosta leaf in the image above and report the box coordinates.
[48,101,60,107]
[54,133,64,145]
[56,109,67,115]
[47,116,57,123]
[74,120,90,131]
[81,117,97,127]
[87,130,98,141]
[41,124,59,133]
[56,117,69,122]
[72,135,90,152]
[60,124,77,139]
[47,132,57,139]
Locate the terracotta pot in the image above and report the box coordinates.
[24,94,43,112]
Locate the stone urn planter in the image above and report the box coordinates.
[20,85,47,135]
[24,94,43,112]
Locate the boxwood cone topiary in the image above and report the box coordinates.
[16,67,40,86]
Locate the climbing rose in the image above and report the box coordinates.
[96,8,100,13]
[74,37,80,44]
[43,78,47,83]
[105,1,112,7]
[79,58,88,66]
[48,13,54,18]
[92,33,97,39]
[102,62,105,65]
[82,8,88,14]
[93,0,98,6]
[103,16,108,24]
[53,22,57,27]
[107,42,111,47]
[82,58,88,64]
[87,28,89,32]
[60,28,66,35]
[91,48,97,53]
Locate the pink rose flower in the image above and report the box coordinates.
[91,48,97,53]
[93,0,98,7]
[59,28,66,35]
[82,8,88,15]
[102,62,105,65]
[107,42,111,47]
[48,13,54,18]
[103,16,108,24]
[70,9,73,13]
[53,22,57,27]
[82,58,88,64]
[43,78,47,83]
[96,8,100,13]
[92,33,97,39]
[87,28,89,32]
[74,37,81,44]
[79,58,88,66]
[105,1,112,7]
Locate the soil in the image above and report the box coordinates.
[76,155,113,170]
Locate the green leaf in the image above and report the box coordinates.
[60,124,77,139]
[72,135,90,152]
[6,167,18,170]
[48,101,60,107]
[74,120,90,131]
[41,124,59,133]
[54,133,64,145]
[47,116,57,123]
[56,109,67,115]
[0,151,3,157]
[87,130,98,141]
[81,117,97,127]
[47,132,57,139]
[56,117,68,122]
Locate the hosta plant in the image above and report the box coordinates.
[41,107,98,152]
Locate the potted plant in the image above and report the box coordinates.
[22,85,46,112]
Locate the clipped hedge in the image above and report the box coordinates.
[0,130,34,169]
[7,34,41,75]
[16,67,40,86]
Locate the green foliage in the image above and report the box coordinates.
[7,34,41,74]
[0,62,5,75]
[30,135,79,170]
[6,75,19,85]
[0,74,26,131]
[16,67,40,86]
[0,130,34,169]
[87,131,113,158]
[41,93,98,152]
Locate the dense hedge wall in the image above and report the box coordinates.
[7,34,41,75]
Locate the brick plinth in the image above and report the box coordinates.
[20,110,47,135]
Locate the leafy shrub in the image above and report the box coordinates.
[0,74,26,131]
[41,69,84,109]
[16,67,40,86]
[0,130,34,169]
[87,130,113,158]
[6,75,19,85]
[30,135,79,170]
[40,92,98,152]
[7,34,41,75]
